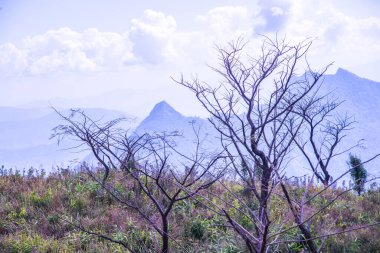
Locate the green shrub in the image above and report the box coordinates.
[222,244,242,253]
[69,196,86,213]
[186,217,210,241]
[48,214,60,225]
[29,190,52,208]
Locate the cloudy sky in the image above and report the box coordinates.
[1,0,380,117]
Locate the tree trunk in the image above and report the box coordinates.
[161,216,169,253]
[280,183,318,253]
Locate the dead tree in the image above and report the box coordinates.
[271,154,380,252]
[176,37,329,252]
[290,88,358,186]
[52,109,226,253]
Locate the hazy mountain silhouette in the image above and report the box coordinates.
[137,101,185,130]
[136,101,219,159]
[134,70,380,178]
[0,68,379,178]
[0,108,135,169]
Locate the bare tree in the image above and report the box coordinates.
[52,109,226,253]
[272,155,380,252]
[175,36,330,252]
[175,36,380,252]
[290,88,358,186]
[50,36,379,252]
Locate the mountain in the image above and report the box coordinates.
[134,70,380,179]
[0,107,136,170]
[329,69,380,177]
[136,101,219,158]
[137,101,185,130]
[20,88,167,119]
[325,68,380,111]
[322,69,380,168]
[1,68,379,178]
[0,107,51,123]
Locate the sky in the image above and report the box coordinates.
[0,0,380,117]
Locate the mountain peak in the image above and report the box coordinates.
[148,101,182,119]
[335,68,357,78]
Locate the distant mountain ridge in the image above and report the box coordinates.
[137,101,185,131]
[137,101,202,132]
[0,108,135,169]
[134,68,380,179]
[136,101,219,158]
[0,68,379,179]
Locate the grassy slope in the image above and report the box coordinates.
[0,169,379,253]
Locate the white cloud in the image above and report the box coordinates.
[128,7,254,66]
[28,49,97,75]
[0,27,133,76]
[276,1,380,68]
[0,4,379,77]
[256,0,290,32]
[195,6,254,40]
[270,7,285,16]
[129,9,177,64]
[246,0,380,73]
[0,43,28,76]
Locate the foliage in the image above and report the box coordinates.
[348,154,368,195]
[0,168,378,252]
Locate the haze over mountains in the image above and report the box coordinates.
[0,68,379,179]
[0,108,134,170]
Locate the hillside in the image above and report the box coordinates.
[0,68,379,178]
[0,170,378,252]
[0,108,136,169]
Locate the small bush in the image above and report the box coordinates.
[222,244,242,253]
[29,190,52,208]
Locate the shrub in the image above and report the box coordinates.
[185,217,210,241]
[29,190,52,208]
[348,154,367,196]
[222,244,242,253]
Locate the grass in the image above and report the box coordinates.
[0,167,379,252]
